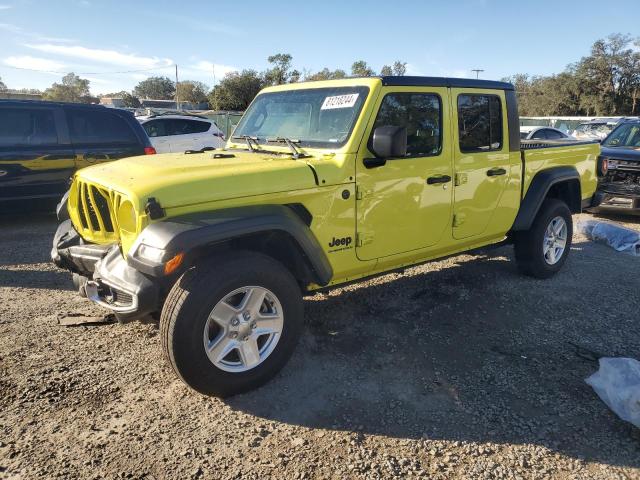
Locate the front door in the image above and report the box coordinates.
[450,89,512,239]
[355,87,453,261]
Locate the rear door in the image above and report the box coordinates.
[66,107,144,168]
[142,119,171,153]
[166,119,213,152]
[450,89,515,240]
[0,104,75,203]
[355,87,453,260]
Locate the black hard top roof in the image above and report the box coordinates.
[379,76,515,91]
[0,99,107,108]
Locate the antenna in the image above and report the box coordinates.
[471,69,484,79]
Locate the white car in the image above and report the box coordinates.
[138,114,225,153]
[520,126,575,141]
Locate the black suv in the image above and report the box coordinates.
[596,119,640,209]
[0,100,155,211]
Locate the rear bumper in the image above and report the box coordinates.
[52,221,159,321]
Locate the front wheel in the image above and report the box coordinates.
[514,199,573,279]
[160,251,303,397]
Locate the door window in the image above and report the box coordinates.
[457,95,502,152]
[67,109,137,144]
[0,108,58,146]
[167,119,211,136]
[371,93,442,157]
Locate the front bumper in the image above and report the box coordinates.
[52,221,159,321]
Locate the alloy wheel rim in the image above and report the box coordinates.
[203,286,283,372]
[543,216,568,265]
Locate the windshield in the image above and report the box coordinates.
[602,123,640,148]
[232,86,369,148]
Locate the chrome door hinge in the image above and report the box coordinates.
[356,232,374,247]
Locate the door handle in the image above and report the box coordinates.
[426,175,452,185]
[487,167,507,177]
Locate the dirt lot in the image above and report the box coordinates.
[1,208,639,479]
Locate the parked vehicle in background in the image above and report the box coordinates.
[572,119,621,141]
[0,100,155,211]
[138,113,225,153]
[594,119,640,209]
[52,76,599,397]
[520,126,575,141]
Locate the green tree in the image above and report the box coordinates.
[0,76,6,91]
[380,61,407,76]
[351,60,375,77]
[264,53,296,85]
[208,70,265,110]
[43,73,92,103]
[176,80,209,104]
[133,76,175,100]
[121,92,141,108]
[305,68,347,81]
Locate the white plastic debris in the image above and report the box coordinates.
[586,357,640,428]
[579,220,640,256]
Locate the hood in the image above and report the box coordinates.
[600,146,640,163]
[77,150,319,209]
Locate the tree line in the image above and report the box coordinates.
[504,34,640,116]
[0,55,406,111]
[2,33,638,115]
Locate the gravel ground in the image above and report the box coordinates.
[1,207,639,480]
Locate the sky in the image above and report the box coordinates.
[0,0,638,95]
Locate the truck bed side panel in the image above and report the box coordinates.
[521,141,599,201]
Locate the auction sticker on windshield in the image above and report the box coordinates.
[321,94,359,110]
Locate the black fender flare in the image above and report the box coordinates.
[511,166,580,231]
[126,205,333,285]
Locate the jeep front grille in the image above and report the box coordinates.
[73,180,123,244]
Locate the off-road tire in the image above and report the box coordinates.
[160,251,303,397]
[514,199,573,279]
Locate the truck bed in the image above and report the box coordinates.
[519,139,600,203]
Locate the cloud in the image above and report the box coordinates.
[0,23,74,43]
[3,55,66,72]
[24,43,173,69]
[0,4,12,10]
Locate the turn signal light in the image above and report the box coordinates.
[600,158,608,176]
[164,252,184,275]
[144,146,157,155]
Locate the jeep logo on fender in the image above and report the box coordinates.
[328,236,352,251]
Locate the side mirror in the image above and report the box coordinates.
[371,126,407,158]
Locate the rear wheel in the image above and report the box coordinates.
[160,251,303,397]
[514,199,573,279]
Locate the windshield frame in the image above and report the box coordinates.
[231,86,371,149]
[602,122,640,148]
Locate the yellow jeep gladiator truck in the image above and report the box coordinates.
[52,76,599,397]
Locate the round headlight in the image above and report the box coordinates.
[117,200,137,233]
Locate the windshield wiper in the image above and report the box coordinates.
[266,137,310,159]
[231,135,260,152]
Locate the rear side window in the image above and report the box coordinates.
[457,94,503,152]
[167,119,211,135]
[0,108,58,146]
[67,109,137,144]
[143,119,167,137]
[372,93,442,157]
[545,129,564,139]
[531,129,548,140]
